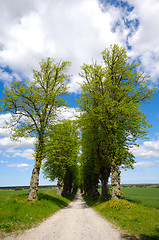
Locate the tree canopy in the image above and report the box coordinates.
[2,57,71,201]
[78,44,155,198]
[43,119,80,196]
[1,44,155,200]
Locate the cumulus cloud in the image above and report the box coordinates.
[0,160,8,163]
[0,137,35,148]
[7,163,29,169]
[0,0,158,91]
[131,139,159,158]
[0,0,122,92]
[12,149,34,160]
[134,161,154,168]
[0,113,12,136]
[0,69,17,85]
[57,106,80,121]
[1,148,34,160]
[122,0,159,85]
[133,160,159,168]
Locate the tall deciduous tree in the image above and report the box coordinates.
[43,119,79,196]
[79,44,155,199]
[79,113,100,198]
[2,58,71,201]
[101,44,155,199]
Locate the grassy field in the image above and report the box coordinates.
[122,186,159,209]
[0,188,74,239]
[83,186,159,240]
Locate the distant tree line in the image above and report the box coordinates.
[1,44,155,201]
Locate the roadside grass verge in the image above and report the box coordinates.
[0,188,74,239]
[82,190,159,240]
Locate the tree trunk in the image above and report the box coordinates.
[28,165,40,201]
[101,168,110,198]
[111,164,121,200]
[57,177,63,195]
[62,169,72,197]
[85,178,99,199]
[28,137,44,201]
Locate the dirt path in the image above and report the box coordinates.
[5,190,122,240]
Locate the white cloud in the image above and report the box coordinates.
[12,149,34,160]
[0,160,8,163]
[131,139,159,158]
[123,0,159,85]
[0,128,11,137]
[0,113,12,136]
[0,0,122,92]
[133,159,159,168]
[57,106,80,121]
[7,163,29,168]
[134,161,154,168]
[0,0,158,91]
[0,137,35,148]
[3,152,11,158]
[0,69,19,85]
[2,148,34,160]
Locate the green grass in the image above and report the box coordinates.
[83,187,159,240]
[0,188,74,239]
[122,186,159,209]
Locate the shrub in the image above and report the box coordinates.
[107,199,133,210]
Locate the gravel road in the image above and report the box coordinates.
[5,190,122,240]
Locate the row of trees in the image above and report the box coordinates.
[1,45,155,201]
[43,119,79,196]
[78,45,154,199]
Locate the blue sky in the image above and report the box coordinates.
[0,0,159,186]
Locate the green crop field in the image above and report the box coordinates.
[0,188,74,239]
[83,186,159,240]
[122,186,159,209]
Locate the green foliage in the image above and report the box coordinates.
[1,57,70,168]
[0,188,74,238]
[78,113,100,192]
[79,44,155,167]
[43,119,80,186]
[1,57,71,200]
[2,58,70,140]
[78,44,155,197]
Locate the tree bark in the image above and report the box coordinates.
[28,137,44,201]
[28,165,40,201]
[100,168,110,198]
[85,178,99,199]
[111,164,121,200]
[62,169,72,197]
[57,177,63,195]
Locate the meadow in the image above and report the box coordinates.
[0,188,74,239]
[83,186,159,240]
[122,186,159,209]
